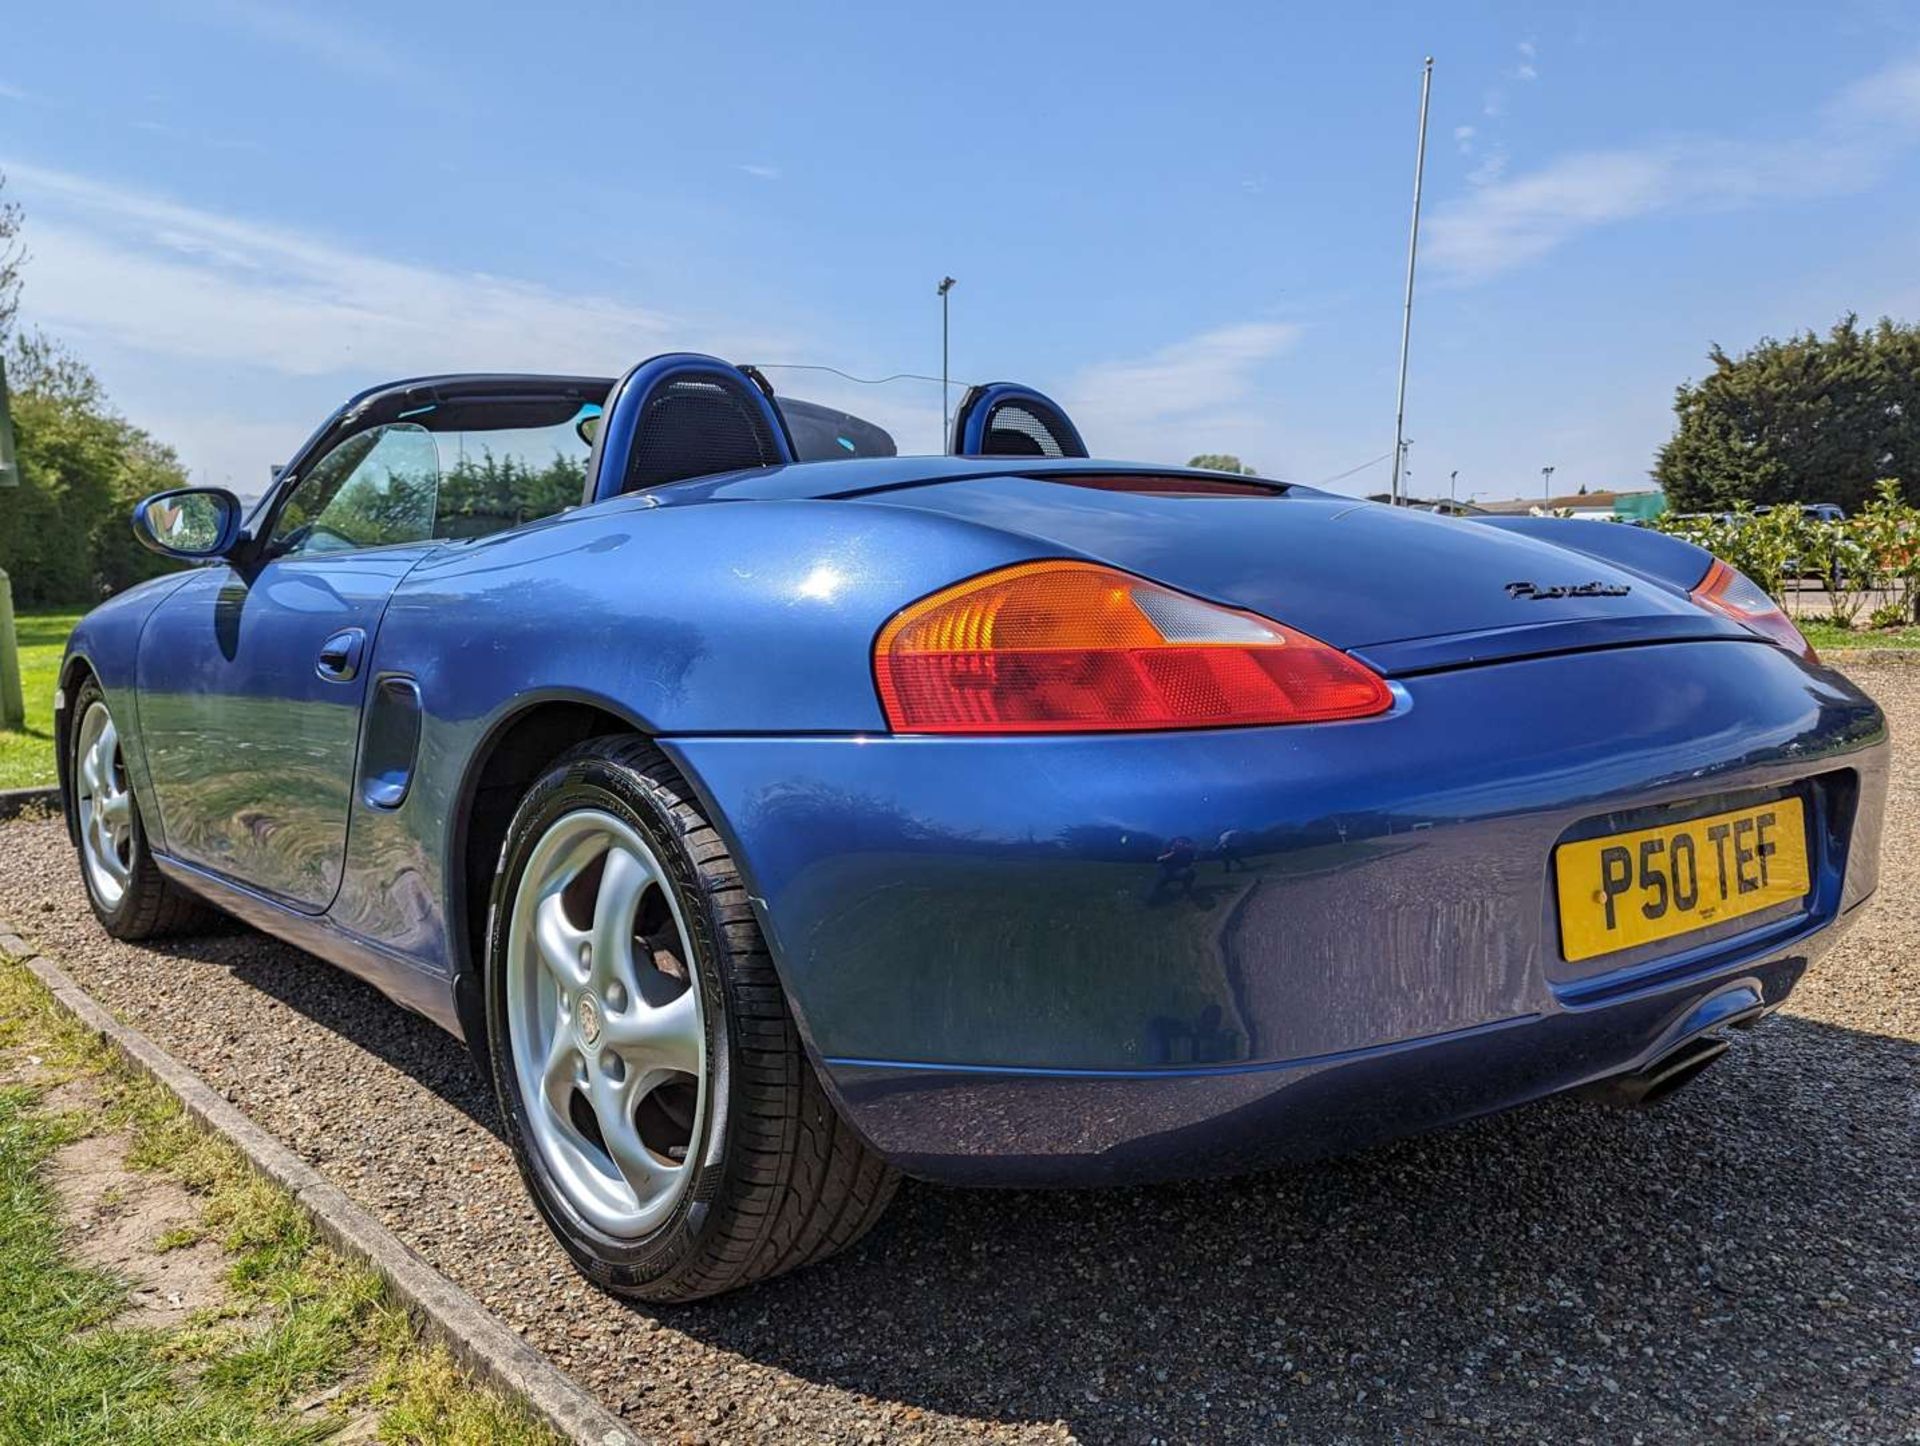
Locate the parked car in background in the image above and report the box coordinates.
[1757,502,1847,523]
[56,354,1888,1300]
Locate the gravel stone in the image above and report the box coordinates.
[3,663,1917,1442]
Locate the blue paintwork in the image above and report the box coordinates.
[59,365,1890,1189]
[134,545,438,910]
[1474,512,1716,584]
[667,638,1884,1184]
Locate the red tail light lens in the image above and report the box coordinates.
[873,560,1393,733]
[1691,559,1818,662]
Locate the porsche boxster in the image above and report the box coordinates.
[57,354,1887,1300]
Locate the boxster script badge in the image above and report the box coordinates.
[1505,580,1633,600]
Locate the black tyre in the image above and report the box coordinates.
[483,735,897,1301]
[67,677,213,940]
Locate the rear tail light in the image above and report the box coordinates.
[873,560,1393,733]
[1691,559,1818,662]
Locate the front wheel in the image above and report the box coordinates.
[68,679,212,939]
[484,735,897,1301]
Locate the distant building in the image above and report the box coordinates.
[1362,493,1489,515]
[1472,488,1665,522]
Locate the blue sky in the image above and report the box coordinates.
[5,0,1920,501]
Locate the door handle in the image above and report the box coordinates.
[315,628,367,683]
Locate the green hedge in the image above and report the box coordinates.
[1649,479,1920,626]
[0,346,185,608]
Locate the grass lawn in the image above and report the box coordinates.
[1800,619,1920,652]
[0,609,80,792]
[0,949,555,1445]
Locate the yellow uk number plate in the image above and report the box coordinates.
[1554,797,1810,964]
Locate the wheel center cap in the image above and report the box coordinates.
[576,992,603,1048]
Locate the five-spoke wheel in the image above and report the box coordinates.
[505,809,706,1239]
[74,699,135,909]
[66,678,209,939]
[486,735,897,1301]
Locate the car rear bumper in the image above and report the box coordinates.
[665,640,1887,1185]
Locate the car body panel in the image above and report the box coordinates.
[667,640,1882,1069]
[855,478,1715,654]
[315,494,1055,977]
[135,545,435,910]
[1473,511,1716,585]
[58,570,200,851]
[826,946,1828,1186]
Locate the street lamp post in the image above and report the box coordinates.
[1450,469,1459,505]
[937,276,957,452]
[1541,465,1555,504]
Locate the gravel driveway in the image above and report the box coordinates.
[3,664,1916,1444]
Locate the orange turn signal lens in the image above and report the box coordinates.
[1690,559,1818,662]
[873,560,1393,733]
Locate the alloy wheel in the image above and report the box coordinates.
[505,809,707,1239]
[75,700,134,910]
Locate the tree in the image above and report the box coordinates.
[1187,453,1256,475]
[1655,314,1920,514]
[0,171,22,344]
[0,333,189,605]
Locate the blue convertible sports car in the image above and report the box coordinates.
[59,355,1887,1301]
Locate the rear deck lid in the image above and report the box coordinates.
[856,476,1750,670]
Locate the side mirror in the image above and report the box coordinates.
[132,487,245,560]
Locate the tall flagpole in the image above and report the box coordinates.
[1390,57,1433,507]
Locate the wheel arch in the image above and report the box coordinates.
[446,691,655,1064]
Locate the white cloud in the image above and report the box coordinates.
[1513,39,1539,82]
[1466,147,1509,188]
[1063,321,1302,463]
[190,0,420,86]
[0,82,26,102]
[3,160,797,484]
[736,163,781,181]
[1835,56,1920,125]
[4,161,726,377]
[1428,54,1920,282]
[1453,124,1476,155]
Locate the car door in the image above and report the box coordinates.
[136,423,444,911]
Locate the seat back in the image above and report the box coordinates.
[949,383,1088,459]
[584,354,796,505]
